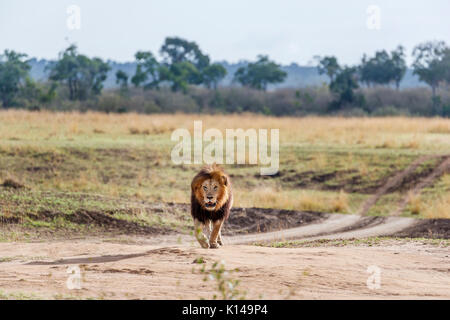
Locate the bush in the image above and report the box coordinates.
[371,105,410,116]
[8,82,450,117]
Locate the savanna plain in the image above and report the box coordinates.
[0,111,449,299]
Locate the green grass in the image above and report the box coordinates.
[0,290,43,300]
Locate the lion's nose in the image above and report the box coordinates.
[207,196,213,200]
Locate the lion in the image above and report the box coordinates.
[191,164,233,249]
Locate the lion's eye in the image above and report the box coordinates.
[214,186,218,190]
[203,186,207,191]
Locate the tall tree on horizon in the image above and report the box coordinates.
[131,51,160,89]
[359,47,407,89]
[412,41,450,101]
[202,63,227,89]
[316,56,341,82]
[0,50,31,107]
[47,45,110,100]
[328,66,363,111]
[390,46,407,90]
[233,55,287,91]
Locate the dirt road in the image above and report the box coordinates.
[1,211,449,301]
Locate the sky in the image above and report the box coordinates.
[1,0,450,66]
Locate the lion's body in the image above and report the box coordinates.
[190,164,233,249]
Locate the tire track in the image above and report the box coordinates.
[227,214,362,244]
[391,155,450,216]
[357,155,440,216]
[228,214,419,244]
[300,216,418,241]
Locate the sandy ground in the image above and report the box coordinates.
[0,236,449,300]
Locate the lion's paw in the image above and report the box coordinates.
[199,241,210,249]
[209,242,220,249]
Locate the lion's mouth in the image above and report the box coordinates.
[205,202,216,209]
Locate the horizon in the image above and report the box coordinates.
[1,1,450,67]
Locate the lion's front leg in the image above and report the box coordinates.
[217,230,223,246]
[204,220,212,239]
[209,219,224,249]
[194,219,209,249]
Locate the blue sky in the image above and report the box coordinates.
[1,0,449,65]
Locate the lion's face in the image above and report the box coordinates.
[200,178,221,211]
[192,168,229,212]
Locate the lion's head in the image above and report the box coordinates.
[191,164,230,211]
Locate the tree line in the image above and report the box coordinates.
[1,37,450,115]
[316,42,450,112]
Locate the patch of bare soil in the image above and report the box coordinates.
[0,200,327,240]
[158,203,327,236]
[223,207,327,235]
[278,169,386,194]
[0,241,448,299]
[0,209,173,235]
[394,219,450,239]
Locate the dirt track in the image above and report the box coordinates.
[0,237,448,300]
[0,212,449,300]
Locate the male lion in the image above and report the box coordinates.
[191,164,233,249]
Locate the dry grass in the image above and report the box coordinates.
[424,192,450,219]
[422,174,450,219]
[0,110,449,219]
[406,192,423,215]
[234,186,351,213]
[0,110,449,151]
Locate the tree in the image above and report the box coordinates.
[359,50,392,87]
[48,45,110,100]
[316,56,341,82]
[390,46,407,90]
[18,77,57,107]
[202,63,227,89]
[329,66,362,110]
[159,61,200,93]
[160,37,210,71]
[133,37,226,92]
[131,51,160,89]
[115,70,128,88]
[159,37,211,91]
[359,47,406,89]
[412,41,449,101]
[0,50,31,107]
[115,70,129,96]
[233,55,287,91]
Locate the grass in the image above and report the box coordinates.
[255,237,450,248]
[0,290,43,300]
[0,110,449,239]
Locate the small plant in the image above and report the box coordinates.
[332,189,349,213]
[407,191,422,215]
[1,177,25,189]
[194,260,246,300]
[128,127,141,135]
[192,256,206,264]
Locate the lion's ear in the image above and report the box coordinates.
[222,175,228,186]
